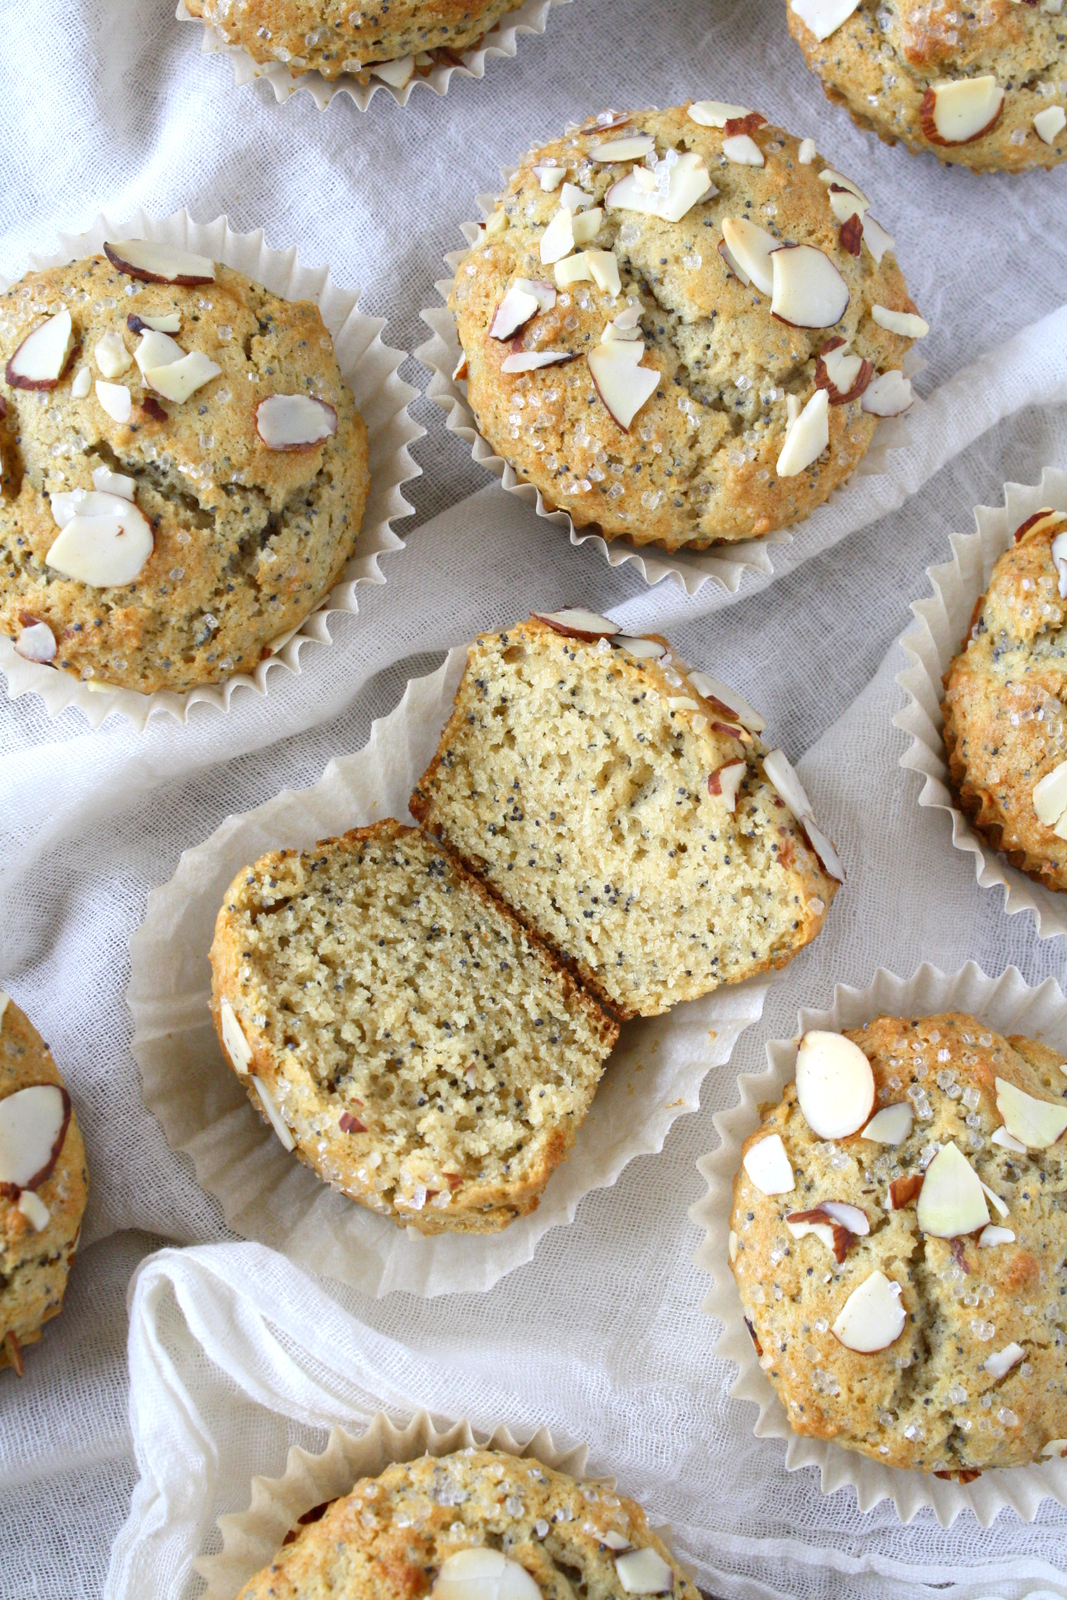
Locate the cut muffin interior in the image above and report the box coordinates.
[210,820,618,1233]
[411,614,840,1018]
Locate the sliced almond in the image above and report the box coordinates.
[1032,759,1067,827]
[919,77,1005,145]
[91,465,136,500]
[979,1180,1009,1219]
[612,634,666,659]
[46,489,153,587]
[796,1030,875,1140]
[995,1076,1067,1148]
[71,366,91,399]
[861,1102,914,1144]
[762,746,845,880]
[821,1199,869,1234]
[1050,529,1067,598]
[490,284,540,340]
[613,1547,674,1596]
[605,151,716,223]
[916,1141,990,1237]
[572,209,605,247]
[252,1075,295,1152]
[790,0,861,41]
[535,610,619,641]
[104,239,215,284]
[983,1341,1025,1380]
[142,349,221,403]
[776,387,829,477]
[991,1125,1027,1154]
[862,216,894,264]
[888,1172,923,1210]
[586,249,622,296]
[590,133,656,163]
[785,1213,839,1256]
[533,162,567,190]
[14,620,57,663]
[93,330,131,380]
[134,328,185,374]
[687,100,750,128]
[687,671,766,732]
[560,182,595,213]
[721,217,776,296]
[818,168,870,206]
[861,370,913,416]
[707,760,746,810]
[95,380,132,424]
[1034,105,1067,144]
[722,134,765,166]
[588,344,659,430]
[501,351,576,373]
[742,1132,794,1195]
[871,304,929,339]
[816,339,873,405]
[255,394,337,451]
[17,1190,50,1232]
[128,310,182,334]
[371,55,414,87]
[978,1223,1015,1248]
[220,998,253,1075]
[540,207,575,265]
[432,1547,542,1600]
[5,309,75,389]
[0,1084,71,1193]
[827,185,867,224]
[771,245,849,329]
[832,1270,906,1352]
[798,138,817,164]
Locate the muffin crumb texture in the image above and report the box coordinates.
[412,616,840,1018]
[450,103,921,551]
[0,250,368,695]
[236,1449,701,1600]
[942,509,1067,891]
[210,820,617,1234]
[0,996,88,1376]
[731,1011,1067,1473]
[788,0,1067,173]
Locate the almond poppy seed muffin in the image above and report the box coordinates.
[0,245,369,695]
[787,0,1067,173]
[449,102,923,551]
[942,508,1067,891]
[732,1012,1067,1474]
[237,1449,701,1600]
[0,995,88,1377]
[184,0,527,83]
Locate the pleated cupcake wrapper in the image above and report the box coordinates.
[689,959,1067,1528]
[417,206,922,598]
[176,0,570,111]
[0,208,422,730]
[194,1411,595,1600]
[129,648,768,1298]
[895,467,1067,939]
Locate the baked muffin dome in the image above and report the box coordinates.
[448,103,924,552]
[731,1012,1067,1474]
[184,0,526,81]
[237,1449,700,1600]
[0,245,369,695]
[787,0,1067,173]
[942,508,1067,891]
[0,995,88,1377]
[209,820,618,1234]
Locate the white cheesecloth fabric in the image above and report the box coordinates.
[1,0,1067,1594]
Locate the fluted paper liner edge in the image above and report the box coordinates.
[128,649,767,1298]
[194,1411,593,1600]
[895,467,1067,940]
[416,207,922,599]
[689,959,1067,1527]
[176,0,570,111]
[0,208,422,730]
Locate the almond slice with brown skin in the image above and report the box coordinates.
[919,77,1005,146]
[790,0,861,41]
[832,1270,906,1352]
[861,370,913,416]
[104,239,215,285]
[0,1085,72,1196]
[534,609,619,641]
[815,338,873,405]
[5,309,75,390]
[796,1030,875,1139]
[256,394,338,451]
[707,760,746,810]
[916,1142,989,1237]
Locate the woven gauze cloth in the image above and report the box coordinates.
[1,0,1067,1596]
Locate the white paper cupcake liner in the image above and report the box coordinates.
[0,208,422,730]
[417,209,921,598]
[177,0,570,111]
[128,648,768,1298]
[895,468,1067,940]
[194,1410,593,1600]
[690,959,1067,1528]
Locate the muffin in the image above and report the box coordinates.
[237,1448,700,1599]
[209,819,618,1233]
[183,0,527,86]
[787,0,1067,173]
[0,240,369,695]
[731,1011,1067,1474]
[411,612,843,1018]
[941,508,1067,891]
[448,103,923,552]
[0,994,88,1376]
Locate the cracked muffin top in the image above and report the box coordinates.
[237,1449,701,1599]
[448,103,924,552]
[731,1012,1067,1474]
[0,243,369,697]
[787,0,1067,173]
[942,508,1067,891]
[184,0,526,83]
